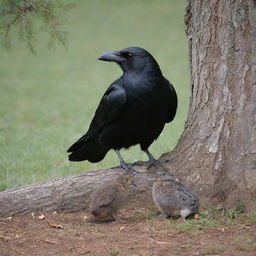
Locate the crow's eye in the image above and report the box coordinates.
[122,52,133,58]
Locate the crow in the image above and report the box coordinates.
[67,47,177,172]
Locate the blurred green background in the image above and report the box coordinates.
[0,0,189,190]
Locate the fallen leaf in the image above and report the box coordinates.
[194,214,200,219]
[156,241,167,244]
[38,214,45,220]
[48,223,63,229]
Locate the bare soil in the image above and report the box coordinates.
[0,205,255,256]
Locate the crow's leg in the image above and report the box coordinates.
[143,149,167,170]
[115,150,137,173]
[129,150,166,169]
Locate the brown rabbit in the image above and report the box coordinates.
[152,175,199,219]
[89,174,136,222]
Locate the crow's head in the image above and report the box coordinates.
[98,47,161,74]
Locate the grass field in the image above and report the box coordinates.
[0,0,189,190]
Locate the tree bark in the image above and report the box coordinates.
[0,0,255,217]
[161,0,256,211]
[0,165,166,217]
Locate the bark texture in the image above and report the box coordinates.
[162,0,256,211]
[0,166,166,217]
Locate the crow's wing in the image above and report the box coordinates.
[67,83,126,152]
[90,83,126,130]
[165,82,178,123]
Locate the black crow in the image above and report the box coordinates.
[67,47,177,172]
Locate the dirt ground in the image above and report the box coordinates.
[0,206,255,256]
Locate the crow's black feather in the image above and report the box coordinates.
[67,47,178,164]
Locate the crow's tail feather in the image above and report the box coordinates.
[68,138,108,163]
[67,133,89,153]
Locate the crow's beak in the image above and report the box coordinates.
[98,51,124,63]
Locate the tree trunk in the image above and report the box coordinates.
[0,0,255,217]
[161,0,256,211]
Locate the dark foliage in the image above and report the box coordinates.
[0,0,73,53]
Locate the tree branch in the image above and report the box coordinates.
[0,165,167,217]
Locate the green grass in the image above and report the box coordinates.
[174,208,256,232]
[0,0,190,189]
[175,218,221,231]
[108,247,121,256]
